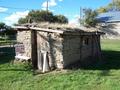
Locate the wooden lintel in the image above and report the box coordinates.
[30,27,64,34]
[13,26,104,35]
[13,26,64,34]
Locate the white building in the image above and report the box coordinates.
[97,11,120,39]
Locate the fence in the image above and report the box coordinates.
[0,47,15,55]
[0,35,16,56]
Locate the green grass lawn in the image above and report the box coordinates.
[0,40,16,46]
[0,37,16,46]
[0,39,120,90]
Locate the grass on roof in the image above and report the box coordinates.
[18,22,99,32]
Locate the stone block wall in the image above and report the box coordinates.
[62,34,100,67]
[62,35,81,67]
[17,31,31,57]
[37,31,64,69]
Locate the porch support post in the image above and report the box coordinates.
[31,30,38,69]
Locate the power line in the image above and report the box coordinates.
[0,12,29,16]
[46,0,49,11]
[0,6,33,10]
[0,12,11,15]
[0,5,42,15]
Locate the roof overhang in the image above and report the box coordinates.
[12,26,105,35]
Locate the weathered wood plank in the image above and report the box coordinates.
[31,30,38,69]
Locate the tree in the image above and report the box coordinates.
[107,0,120,11]
[0,22,6,30]
[97,7,107,13]
[0,22,16,36]
[82,9,98,27]
[54,15,68,24]
[97,0,120,13]
[18,18,28,24]
[28,10,54,23]
[18,10,68,24]
[18,10,54,24]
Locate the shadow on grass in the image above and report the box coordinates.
[0,47,15,64]
[91,50,120,70]
[1,47,120,73]
[67,50,120,70]
[0,68,31,72]
[101,50,120,69]
[0,47,33,72]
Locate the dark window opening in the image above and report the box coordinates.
[83,38,89,46]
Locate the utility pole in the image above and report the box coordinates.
[112,0,116,10]
[80,7,82,26]
[46,0,49,12]
[113,0,115,8]
[46,0,49,21]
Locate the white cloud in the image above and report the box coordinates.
[58,0,63,2]
[4,10,29,26]
[42,7,46,10]
[0,7,8,12]
[41,0,63,10]
[42,0,57,8]
[69,19,78,25]
[69,15,80,26]
[74,14,80,19]
[69,19,80,26]
[42,7,55,12]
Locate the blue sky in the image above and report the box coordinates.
[0,0,111,25]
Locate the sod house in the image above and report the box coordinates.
[14,23,104,71]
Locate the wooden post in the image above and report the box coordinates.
[42,51,50,73]
[97,35,102,60]
[37,50,43,70]
[80,36,83,61]
[31,30,38,69]
[91,35,94,60]
[94,35,102,61]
